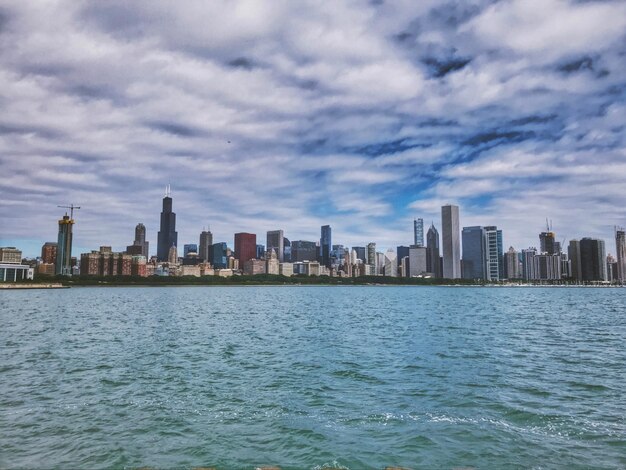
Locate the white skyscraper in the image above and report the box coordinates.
[384,249,397,277]
[442,204,461,279]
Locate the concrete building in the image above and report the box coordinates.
[414,218,424,247]
[199,229,213,262]
[0,247,22,264]
[168,245,178,265]
[266,248,280,274]
[396,246,410,267]
[462,226,486,280]
[266,230,284,263]
[505,247,521,279]
[279,263,294,277]
[244,258,266,275]
[384,249,397,277]
[352,246,366,263]
[41,242,57,265]
[408,245,428,277]
[616,228,625,283]
[484,226,503,281]
[442,204,461,279]
[0,247,33,282]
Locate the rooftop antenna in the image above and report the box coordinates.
[546,218,550,231]
[58,204,81,220]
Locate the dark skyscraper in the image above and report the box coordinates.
[462,226,486,280]
[266,230,284,262]
[426,223,441,278]
[352,246,366,263]
[616,227,626,283]
[580,238,607,281]
[397,246,410,267]
[199,229,213,262]
[291,240,318,262]
[235,232,257,267]
[540,231,557,254]
[321,225,332,267]
[127,223,149,258]
[157,186,178,262]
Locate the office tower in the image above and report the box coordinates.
[157,186,177,261]
[408,246,427,277]
[266,248,280,274]
[352,246,366,263]
[133,223,149,258]
[55,214,74,275]
[266,230,284,263]
[256,244,265,259]
[291,240,317,262]
[580,238,607,281]
[376,252,385,275]
[199,229,213,262]
[426,223,442,278]
[320,225,332,267]
[383,249,397,277]
[283,238,291,262]
[616,228,625,282]
[462,226,486,280]
[413,218,424,247]
[521,248,537,280]
[568,240,582,281]
[535,254,561,280]
[540,231,556,254]
[234,232,257,268]
[441,204,461,278]
[366,242,376,267]
[505,247,521,279]
[484,226,503,281]
[41,242,58,264]
[606,254,618,282]
[183,244,198,257]
[396,246,410,267]
[212,242,228,269]
[168,245,178,264]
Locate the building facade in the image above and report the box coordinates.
[266,230,284,263]
[413,218,424,247]
[462,226,486,280]
[234,232,257,269]
[320,225,332,268]
[426,223,442,278]
[484,226,503,281]
[56,214,74,275]
[580,238,607,281]
[616,228,625,283]
[291,240,318,262]
[157,187,178,261]
[442,204,461,279]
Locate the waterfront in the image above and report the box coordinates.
[1,286,625,469]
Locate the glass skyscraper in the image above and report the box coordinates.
[321,225,332,268]
[157,186,178,262]
[413,218,424,247]
[55,214,74,276]
[462,226,486,280]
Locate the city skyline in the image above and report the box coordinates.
[1,1,625,257]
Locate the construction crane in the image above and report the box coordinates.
[58,204,81,219]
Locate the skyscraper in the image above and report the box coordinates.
[133,223,149,258]
[616,227,625,283]
[211,242,228,269]
[199,229,213,262]
[568,240,582,281]
[505,247,521,279]
[266,230,284,262]
[157,186,177,262]
[484,226,503,281]
[580,238,607,281]
[366,242,376,267]
[352,246,366,263]
[55,214,74,275]
[396,246,410,267]
[426,223,441,278]
[442,204,461,279]
[291,240,318,262]
[41,242,58,265]
[540,231,557,254]
[413,218,424,247]
[234,232,257,268]
[462,226,486,280]
[320,225,332,268]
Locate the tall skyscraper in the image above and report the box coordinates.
[266,230,284,262]
[484,226,503,281]
[413,218,424,247]
[366,242,376,267]
[540,231,557,254]
[157,186,177,262]
[396,246,410,267]
[383,249,397,277]
[408,246,427,277]
[291,240,318,262]
[462,226,486,280]
[133,223,149,258]
[442,204,461,279]
[55,214,74,275]
[320,225,332,268]
[580,238,607,281]
[505,246,521,279]
[199,229,213,262]
[211,242,228,269]
[426,223,441,278]
[352,246,366,263]
[616,227,625,283]
[234,232,257,268]
[568,240,582,281]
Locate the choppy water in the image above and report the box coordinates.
[1,286,625,469]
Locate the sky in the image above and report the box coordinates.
[1,0,625,258]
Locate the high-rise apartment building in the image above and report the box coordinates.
[199,229,213,262]
[157,186,177,261]
[266,230,284,263]
[426,223,441,278]
[484,226,503,281]
[320,225,332,268]
[540,231,557,254]
[616,228,625,282]
[55,214,74,275]
[505,247,521,279]
[408,246,427,277]
[366,242,376,268]
[291,240,318,262]
[413,218,424,247]
[41,242,58,264]
[580,238,607,281]
[442,204,461,279]
[568,240,582,281]
[234,232,257,268]
[462,226,486,280]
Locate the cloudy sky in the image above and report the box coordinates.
[1,0,625,257]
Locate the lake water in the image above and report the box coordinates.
[1,286,625,469]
